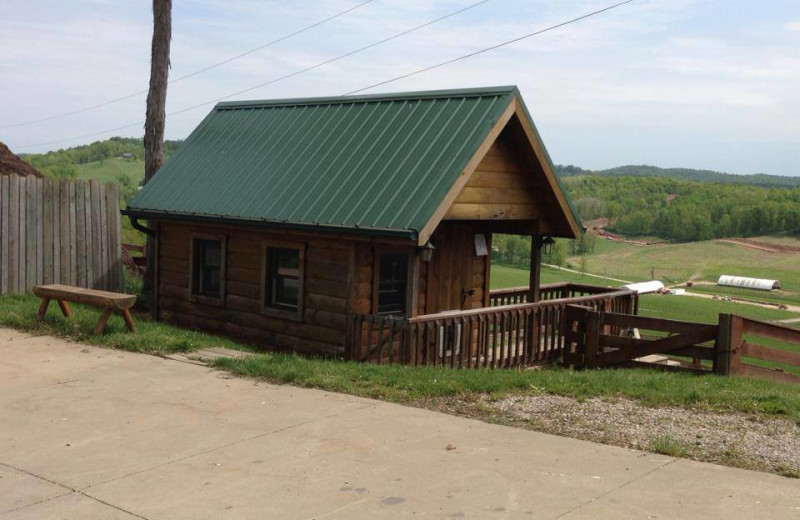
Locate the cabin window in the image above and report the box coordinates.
[377,253,408,315]
[261,241,305,321]
[192,239,223,299]
[266,248,300,311]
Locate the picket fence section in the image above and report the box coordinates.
[0,175,122,295]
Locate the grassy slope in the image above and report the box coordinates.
[569,237,800,290]
[74,158,144,183]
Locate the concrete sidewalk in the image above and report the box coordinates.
[1,328,798,519]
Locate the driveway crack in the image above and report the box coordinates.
[552,458,677,519]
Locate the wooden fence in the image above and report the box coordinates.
[565,306,800,384]
[347,284,638,368]
[0,175,123,295]
[721,315,800,385]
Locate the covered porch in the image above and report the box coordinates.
[347,281,638,368]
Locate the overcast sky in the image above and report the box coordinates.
[1,0,799,176]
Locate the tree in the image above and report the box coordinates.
[143,0,172,304]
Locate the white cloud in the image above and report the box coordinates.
[784,21,800,31]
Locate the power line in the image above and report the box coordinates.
[19,0,635,150]
[19,0,494,149]
[345,0,635,95]
[0,0,376,130]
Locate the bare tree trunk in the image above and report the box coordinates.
[142,0,171,310]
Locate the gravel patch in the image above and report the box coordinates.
[424,394,800,478]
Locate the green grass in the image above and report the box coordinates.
[570,238,800,289]
[214,353,800,421]
[686,284,798,307]
[491,264,621,290]
[74,158,144,184]
[637,294,799,324]
[650,434,690,457]
[3,292,800,421]
[0,294,250,355]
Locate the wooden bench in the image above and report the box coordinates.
[33,284,137,334]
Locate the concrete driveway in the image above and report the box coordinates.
[1,327,798,519]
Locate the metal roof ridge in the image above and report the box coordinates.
[215,85,518,110]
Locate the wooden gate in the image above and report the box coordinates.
[564,305,719,373]
[565,305,800,384]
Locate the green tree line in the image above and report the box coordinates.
[566,176,800,242]
[23,136,182,179]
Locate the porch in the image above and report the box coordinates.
[346,282,638,368]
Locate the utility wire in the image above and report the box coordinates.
[0,0,376,130]
[19,0,494,149]
[344,0,634,95]
[19,0,634,150]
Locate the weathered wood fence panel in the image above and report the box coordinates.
[0,175,122,295]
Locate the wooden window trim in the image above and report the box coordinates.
[188,232,227,307]
[372,246,413,317]
[260,239,306,322]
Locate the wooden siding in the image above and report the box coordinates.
[0,175,122,295]
[445,130,539,221]
[424,222,489,314]
[157,221,355,356]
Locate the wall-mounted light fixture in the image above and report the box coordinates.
[421,241,435,263]
[539,236,555,256]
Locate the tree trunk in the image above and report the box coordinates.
[142,0,171,310]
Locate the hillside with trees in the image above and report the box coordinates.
[23,137,182,179]
[566,176,800,242]
[555,164,800,188]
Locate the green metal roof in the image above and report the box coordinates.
[125,86,579,239]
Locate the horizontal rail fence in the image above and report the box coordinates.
[348,285,637,368]
[0,175,123,295]
[564,306,718,373]
[488,282,623,307]
[565,309,800,384]
[721,315,800,384]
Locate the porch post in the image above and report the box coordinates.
[529,233,541,302]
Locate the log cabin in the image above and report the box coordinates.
[123,86,636,367]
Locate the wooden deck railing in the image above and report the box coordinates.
[488,282,624,307]
[346,283,637,367]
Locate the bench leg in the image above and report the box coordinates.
[37,298,51,320]
[57,300,72,318]
[121,309,136,333]
[94,308,113,335]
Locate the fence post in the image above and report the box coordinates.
[715,314,744,376]
[584,309,601,369]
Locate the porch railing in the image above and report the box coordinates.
[488,281,622,307]
[346,283,637,368]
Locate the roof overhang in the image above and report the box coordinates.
[121,208,419,241]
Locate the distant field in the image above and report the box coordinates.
[75,158,144,183]
[687,283,798,307]
[566,236,800,292]
[490,263,800,325]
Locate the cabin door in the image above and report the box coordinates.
[424,223,489,314]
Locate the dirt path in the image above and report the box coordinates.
[719,238,800,254]
[681,290,800,314]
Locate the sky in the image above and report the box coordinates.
[1,0,799,176]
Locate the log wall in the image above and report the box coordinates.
[157,221,356,356]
